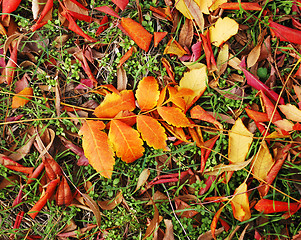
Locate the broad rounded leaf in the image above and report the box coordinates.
[136,76,160,111]
[11,87,33,109]
[157,106,191,127]
[279,104,301,122]
[137,115,167,149]
[79,120,115,179]
[231,183,251,221]
[228,118,253,163]
[209,17,239,47]
[109,120,144,163]
[94,90,135,118]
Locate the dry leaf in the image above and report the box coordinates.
[279,104,301,122]
[109,120,144,163]
[116,66,127,91]
[204,159,252,175]
[135,168,150,192]
[78,120,115,179]
[98,191,123,210]
[11,87,33,109]
[164,38,187,58]
[231,182,251,221]
[216,44,229,75]
[82,193,102,227]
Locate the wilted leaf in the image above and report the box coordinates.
[183,0,204,30]
[274,119,294,131]
[137,115,167,149]
[157,106,191,127]
[116,66,127,91]
[204,159,252,175]
[143,199,160,239]
[121,18,153,51]
[98,191,123,210]
[216,44,229,75]
[228,118,253,164]
[211,206,224,240]
[174,198,198,218]
[179,64,207,110]
[82,193,102,226]
[135,168,150,192]
[79,120,115,179]
[179,19,193,48]
[163,219,175,240]
[231,183,251,221]
[94,90,135,118]
[252,141,274,180]
[109,119,144,163]
[209,17,239,47]
[136,76,160,111]
[11,87,33,109]
[164,38,187,58]
[279,104,301,122]
[220,2,262,11]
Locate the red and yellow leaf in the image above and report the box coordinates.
[157,106,191,127]
[261,91,282,123]
[121,18,153,52]
[109,120,144,163]
[136,76,160,111]
[94,90,135,118]
[279,104,301,122]
[231,182,251,221]
[79,120,115,178]
[11,87,33,109]
[137,115,167,149]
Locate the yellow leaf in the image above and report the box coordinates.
[216,43,229,75]
[228,118,253,164]
[231,183,251,221]
[175,0,194,19]
[136,76,160,111]
[94,90,135,118]
[252,141,274,180]
[109,120,144,163]
[179,64,207,110]
[209,0,227,11]
[137,115,167,149]
[79,120,115,179]
[279,104,301,122]
[209,17,239,47]
[157,106,191,127]
[164,38,187,58]
[11,87,33,109]
[274,119,294,131]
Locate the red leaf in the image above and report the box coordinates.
[68,0,88,10]
[96,15,109,35]
[269,19,301,45]
[56,176,72,206]
[117,46,136,68]
[2,0,22,20]
[260,91,282,123]
[211,207,224,240]
[245,108,269,122]
[111,0,129,11]
[5,165,34,174]
[67,10,93,22]
[36,0,53,25]
[154,32,167,47]
[200,135,219,173]
[254,199,300,214]
[42,155,62,181]
[95,6,120,19]
[27,162,44,184]
[190,105,222,129]
[220,2,262,11]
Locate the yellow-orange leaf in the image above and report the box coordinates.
[252,141,274,180]
[78,120,115,179]
[136,76,160,111]
[11,87,33,109]
[164,38,187,58]
[109,120,144,163]
[230,183,251,221]
[228,118,253,164]
[94,90,135,118]
[179,64,207,110]
[157,106,191,127]
[279,104,301,122]
[209,17,239,47]
[121,18,153,52]
[137,115,167,149]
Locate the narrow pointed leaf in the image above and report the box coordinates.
[157,106,191,127]
[136,76,160,111]
[190,105,223,129]
[154,32,167,47]
[109,120,144,163]
[269,20,301,45]
[231,183,251,221]
[245,108,269,122]
[261,91,282,122]
[111,0,129,11]
[137,115,167,149]
[220,2,262,11]
[254,199,300,214]
[95,6,121,18]
[79,120,115,178]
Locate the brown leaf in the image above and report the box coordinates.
[135,168,150,192]
[98,191,123,210]
[116,66,128,91]
[179,18,194,48]
[82,193,102,227]
[163,219,175,240]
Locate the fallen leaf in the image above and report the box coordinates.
[254,199,300,214]
[143,199,160,239]
[95,5,120,18]
[154,32,168,47]
[121,18,153,51]
[98,191,123,210]
[78,120,115,179]
[136,76,160,111]
[11,87,33,109]
[137,115,167,149]
[231,182,251,221]
[190,105,223,129]
[228,118,253,163]
[269,20,301,45]
[209,17,239,47]
[219,2,262,11]
[135,168,150,192]
[116,66,127,91]
[157,106,191,127]
[183,0,204,30]
[279,104,301,122]
[204,159,252,175]
[174,198,198,218]
[109,119,144,163]
[82,193,102,226]
[178,19,193,48]
[117,46,136,68]
[2,0,22,20]
[163,219,175,240]
[111,0,129,10]
[164,38,187,58]
[216,44,229,75]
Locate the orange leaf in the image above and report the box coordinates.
[190,105,223,129]
[109,120,144,163]
[154,32,167,47]
[94,90,135,118]
[211,206,224,240]
[157,106,191,127]
[261,91,282,123]
[11,87,33,109]
[117,46,136,68]
[230,182,251,221]
[136,76,160,111]
[164,38,187,57]
[137,115,167,149]
[121,18,153,51]
[168,86,186,111]
[79,120,115,178]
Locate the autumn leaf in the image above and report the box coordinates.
[231,182,251,221]
[79,120,115,179]
[154,32,167,47]
[2,0,22,20]
[228,118,253,163]
[254,199,300,214]
[137,115,167,149]
[94,90,135,118]
[11,87,33,109]
[111,0,129,11]
[121,18,153,52]
[164,38,187,58]
[209,17,239,47]
[157,106,191,127]
[178,64,208,110]
[279,104,301,122]
[190,105,223,129]
[109,119,144,163]
[136,76,160,111]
